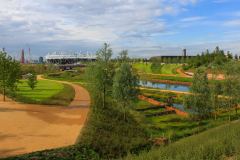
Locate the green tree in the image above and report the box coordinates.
[210,66,222,120]
[117,50,129,64]
[27,71,38,90]
[223,61,240,120]
[86,43,114,110]
[0,51,21,101]
[184,68,211,119]
[113,52,139,120]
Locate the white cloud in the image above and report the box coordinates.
[225,19,240,27]
[180,16,206,22]
[0,0,198,53]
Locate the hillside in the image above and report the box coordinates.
[126,120,240,160]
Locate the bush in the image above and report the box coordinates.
[4,145,100,160]
[78,104,151,159]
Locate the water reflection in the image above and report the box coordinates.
[140,80,190,92]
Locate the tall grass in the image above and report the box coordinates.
[78,104,151,159]
[125,120,240,160]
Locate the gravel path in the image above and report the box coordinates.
[0,77,90,158]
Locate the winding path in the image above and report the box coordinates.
[0,77,90,158]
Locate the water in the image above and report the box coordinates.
[140,81,190,92]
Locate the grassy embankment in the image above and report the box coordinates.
[133,63,192,84]
[134,89,240,141]
[126,120,240,160]
[133,63,181,75]
[9,79,75,106]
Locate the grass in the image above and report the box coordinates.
[133,63,152,74]
[160,64,181,74]
[133,63,181,75]
[125,120,240,160]
[140,73,193,83]
[45,70,87,83]
[134,89,240,142]
[10,80,75,106]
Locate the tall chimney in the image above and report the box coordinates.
[183,49,187,57]
[21,49,25,64]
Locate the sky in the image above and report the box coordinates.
[0,0,240,59]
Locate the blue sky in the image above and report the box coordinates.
[0,0,240,59]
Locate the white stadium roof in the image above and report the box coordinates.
[45,52,96,60]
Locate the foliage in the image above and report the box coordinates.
[125,120,240,160]
[223,61,240,120]
[0,51,21,101]
[86,43,114,110]
[150,61,162,73]
[113,60,139,120]
[187,46,232,69]
[27,71,38,90]
[184,68,212,119]
[78,45,150,159]
[78,105,150,159]
[4,145,100,160]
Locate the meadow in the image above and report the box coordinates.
[125,120,240,160]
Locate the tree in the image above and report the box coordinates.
[0,51,21,101]
[210,66,222,120]
[223,61,240,120]
[113,52,139,120]
[86,43,114,110]
[184,68,211,119]
[117,50,129,64]
[27,71,38,90]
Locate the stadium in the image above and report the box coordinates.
[45,52,96,64]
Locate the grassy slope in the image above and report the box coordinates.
[133,63,180,75]
[11,80,75,106]
[134,90,239,141]
[139,73,193,83]
[133,63,152,73]
[160,64,180,74]
[126,120,240,160]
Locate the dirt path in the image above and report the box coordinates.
[0,77,90,158]
[138,95,188,117]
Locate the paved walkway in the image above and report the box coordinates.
[0,77,90,158]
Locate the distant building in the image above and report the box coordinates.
[45,52,96,64]
[183,48,187,57]
[21,49,25,64]
[39,57,44,64]
[152,49,195,60]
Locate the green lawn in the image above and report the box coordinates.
[133,63,181,75]
[12,80,75,106]
[161,64,181,74]
[133,63,152,73]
